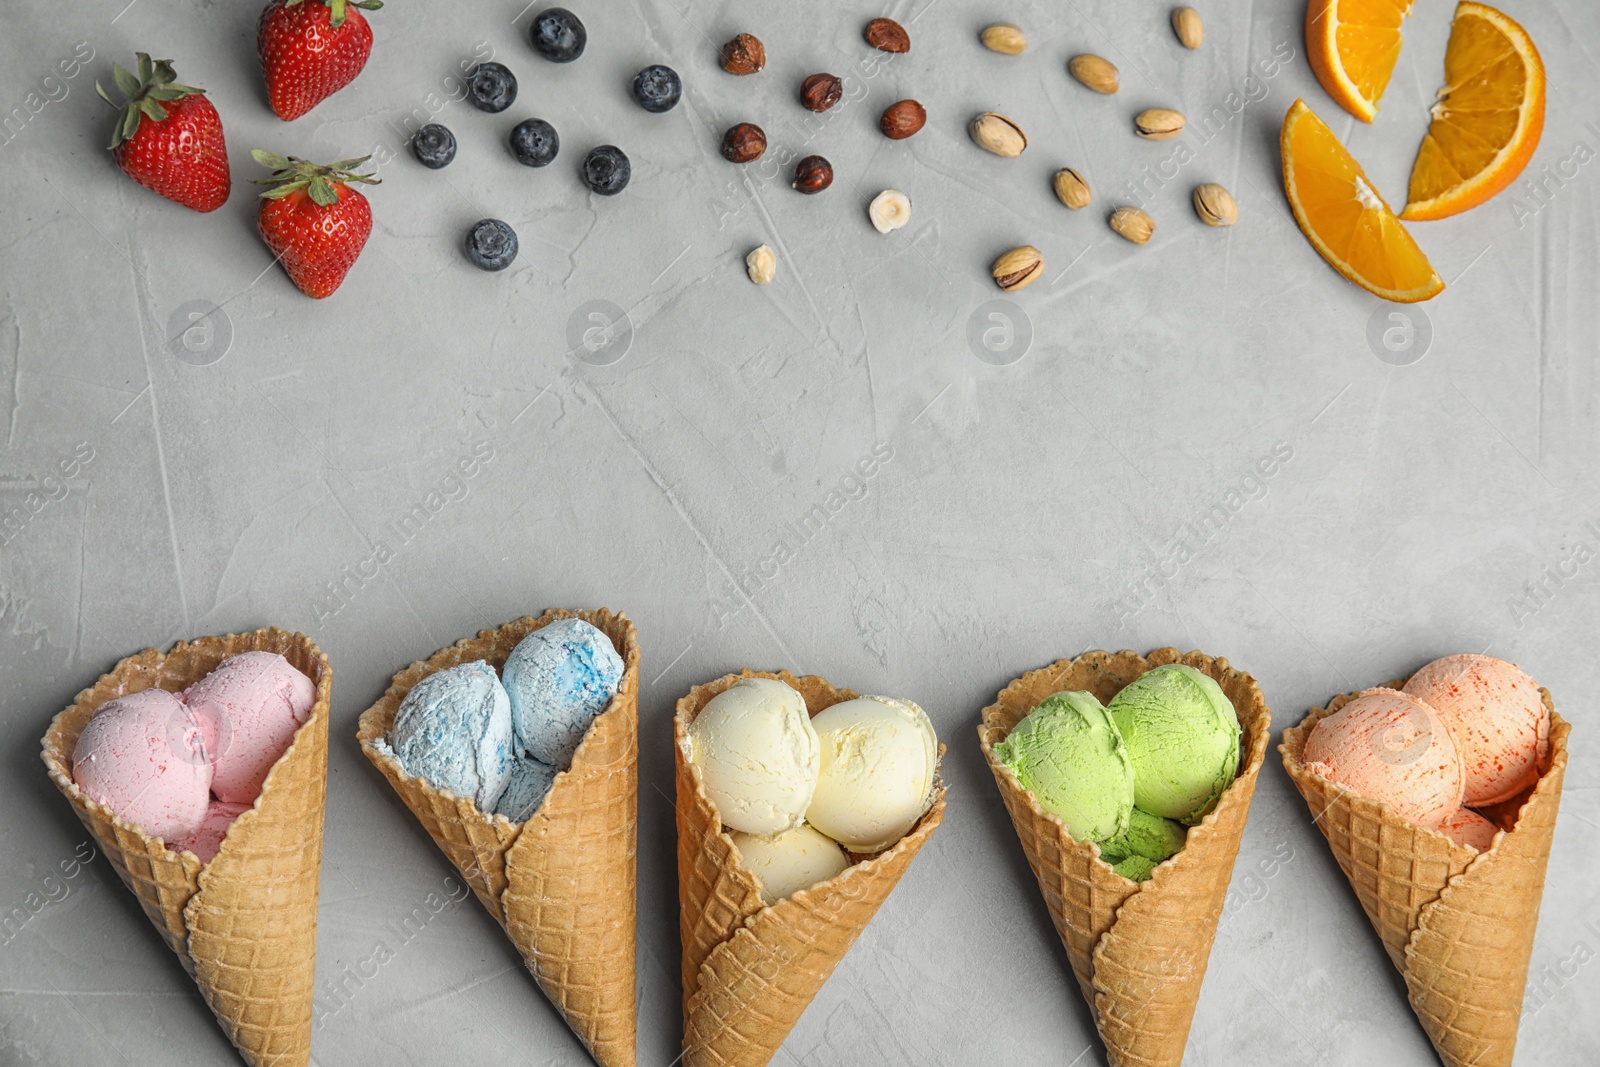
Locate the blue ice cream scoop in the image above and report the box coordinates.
[390,660,514,811]
[495,757,559,822]
[502,618,624,769]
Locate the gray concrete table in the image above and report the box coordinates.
[3,1,1597,1064]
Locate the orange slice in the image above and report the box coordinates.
[1401,2,1545,221]
[1306,0,1415,123]
[1281,99,1445,303]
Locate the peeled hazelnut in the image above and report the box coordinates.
[746,244,776,284]
[991,245,1044,292]
[1110,207,1155,244]
[1053,167,1091,210]
[1193,183,1238,226]
[1069,54,1119,94]
[880,99,927,139]
[864,17,911,53]
[801,72,843,112]
[1135,108,1186,140]
[980,24,1027,55]
[868,189,911,233]
[793,155,833,194]
[969,112,1026,157]
[721,122,767,163]
[1172,7,1204,50]
[720,33,766,75]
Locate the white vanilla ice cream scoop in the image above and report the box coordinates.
[806,695,938,852]
[731,824,851,906]
[686,677,820,836]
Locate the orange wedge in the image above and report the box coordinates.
[1402,2,1545,220]
[1281,99,1445,303]
[1307,0,1415,122]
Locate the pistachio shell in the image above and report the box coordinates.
[1109,207,1155,244]
[1172,7,1204,50]
[1135,108,1185,140]
[1053,168,1091,210]
[1068,54,1119,94]
[980,24,1027,55]
[1193,183,1238,226]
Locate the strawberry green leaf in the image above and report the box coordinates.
[136,53,154,84]
[308,177,338,206]
[112,63,140,98]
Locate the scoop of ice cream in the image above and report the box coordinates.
[1302,688,1465,829]
[1107,664,1241,825]
[730,824,851,906]
[390,660,515,811]
[182,651,316,804]
[1402,654,1549,805]
[995,691,1134,845]
[1439,807,1499,852]
[495,756,559,823]
[72,688,213,842]
[502,618,625,769]
[176,799,251,863]
[1102,807,1188,869]
[1111,854,1157,883]
[806,695,938,853]
[686,677,819,837]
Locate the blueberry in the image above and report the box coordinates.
[509,118,560,167]
[531,8,586,63]
[411,124,457,169]
[466,63,518,113]
[632,64,681,113]
[466,219,519,271]
[582,145,630,195]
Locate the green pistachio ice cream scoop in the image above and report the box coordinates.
[1107,663,1241,825]
[1102,807,1188,867]
[995,690,1135,844]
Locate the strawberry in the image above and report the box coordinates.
[257,0,383,121]
[252,151,380,299]
[96,54,230,212]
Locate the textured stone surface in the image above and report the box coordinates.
[2,1,1596,1065]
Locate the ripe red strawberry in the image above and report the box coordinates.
[252,151,379,298]
[257,0,382,121]
[96,54,230,212]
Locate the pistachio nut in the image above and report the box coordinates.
[1109,207,1155,244]
[1068,54,1119,94]
[1172,7,1204,50]
[1053,167,1091,210]
[969,112,1027,157]
[1134,107,1185,140]
[980,24,1027,55]
[1193,183,1238,226]
[991,245,1044,291]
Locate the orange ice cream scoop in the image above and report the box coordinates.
[1402,654,1549,805]
[1302,688,1465,829]
[1439,807,1499,852]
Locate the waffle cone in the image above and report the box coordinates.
[39,627,331,1067]
[674,670,946,1067]
[977,648,1272,1067]
[1280,679,1569,1067]
[356,609,639,1067]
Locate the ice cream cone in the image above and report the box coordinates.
[357,609,639,1067]
[977,648,1272,1067]
[675,670,946,1067]
[1280,679,1569,1067]
[39,627,332,1067]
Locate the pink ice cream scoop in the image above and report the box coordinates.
[1302,688,1465,829]
[72,688,212,842]
[183,652,316,804]
[176,799,251,863]
[1439,807,1499,852]
[1402,654,1550,806]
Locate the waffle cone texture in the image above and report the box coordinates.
[40,627,332,1067]
[357,609,639,1067]
[1280,679,1569,1067]
[977,648,1272,1067]
[674,670,947,1067]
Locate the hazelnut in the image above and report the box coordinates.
[721,122,767,163]
[792,155,833,194]
[864,17,910,53]
[880,99,926,139]
[719,33,765,75]
[801,72,844,113]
